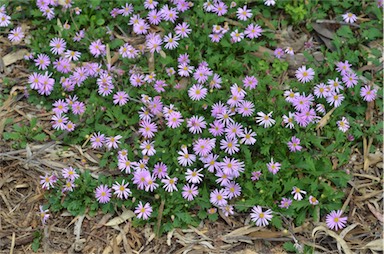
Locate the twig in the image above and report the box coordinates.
[315,19,360,28]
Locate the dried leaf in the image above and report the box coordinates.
[223,225,260,238]
[362,239,384,252]
[2,49,29,67]
[167,229,175,246]
[312,225,353,254]
[367,203,384,222]
[105,210,135,227]
[316,107,336,130]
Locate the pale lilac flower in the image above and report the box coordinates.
[360,85,377,102]
[187,115,206,134]
[185,168,204,184]
[267,159,281,175]
[161,176,178,192]
[64,50,81,61]
[215,170,233,186]
[8,26,24,43]
[167,111,184,129]
[112,180,131,199]
[250,206,273,226]
[182,184,198,201]
[274,48,284,59]
[90,132,105,149]
[264,0,276,6]
[336,60,352,74]
[153,162,168,179]
[282,112,295,129]
[188,84,208,101]
[177,146,196,167]
[119,3,134,16]
[236,5,252,21]
[175,22,191,38]
[220,137,240,155]
[204,153,220,173]
[314,83,329,98]
[71,101,85,115]
[49,37,66,55]
[40,174,57,190]
[140,140,156,156]
[144,0,158,9]
[279,198,293,209]
[285,47,294,55]
[212,1,228,16]
[135,202,152,220]
[328,78,344,93]
[35,54,51,70]
[326,210,348,230]
[342,72,358,88]
[326,92,345,107]
[178,63,194,77]
[210,189,228,206]
[224,181,241,199]
[242,75,258,89]
[287,136,302,152]
[337,117,350,133]
[342,12,357,23]
[39,206,50,224]
[225,122,244,139]
[292,186,306,201]
[0,13,11,27]
[251,171,262,181]
[284,89,300,103]
[113,91,129,106]
[256,111,276,128]
[244,23,263,39]
[65,121,76,132]
[239,128,256,145]
[230,29,244,43]
[52,99,68,115]
[220,157,245,178]
[118,156,136,174]
[209,33,224,43]
[105,135,122,150]
[221,205,234,216]
[62,167,79,181]
[295,66,315,83]
[89,39,106,57]
[147,9,162,25]
[160,5,178,23]
[51,113,68,130]
[95,185,112,203]
[193,138,215,157]
[309,196,319,205]
[139,120,158,139]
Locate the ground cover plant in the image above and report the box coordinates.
[1,0,382,252]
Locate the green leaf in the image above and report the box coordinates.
[33,133,47,141]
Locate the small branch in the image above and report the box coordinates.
[315,19,360,28]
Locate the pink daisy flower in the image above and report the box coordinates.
[292,186,306,200]
[337,117,350,133]
[279,197,293,209]
[309,196,319,205]
[267,158,281,175]
[105,135,122,150]
[177,146,196,167]
[244,23,263,39]
[95,185,112,203]
[187,115,206,134]
[134,202,152,220]
[90,132,105,149]
[35,54,51,70]
[256,111,276,128]
[40,174,57,190]
[167,111,184,129]
[89,39,106,57]
[360,85,377,102]
[182,184,199,201]
[8,26,24,43]
[326,210,348,230]
[161,176,178,192]
[295,66,315,83]
[139,120,158,139]
[250,206,273,226]
[188,84,208,101]
[342,13,357,23]
[49,37,66,55]
[210,188,228,206]
[185,168,204,184]
[287,136,302,152]
[236,5,252,21]
[62,167,79,181]
[113,91,129,106]
[39,206,50,224]
[175,22,191,38]
[112,180,131,199]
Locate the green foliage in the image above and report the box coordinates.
[31,230,42,252]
